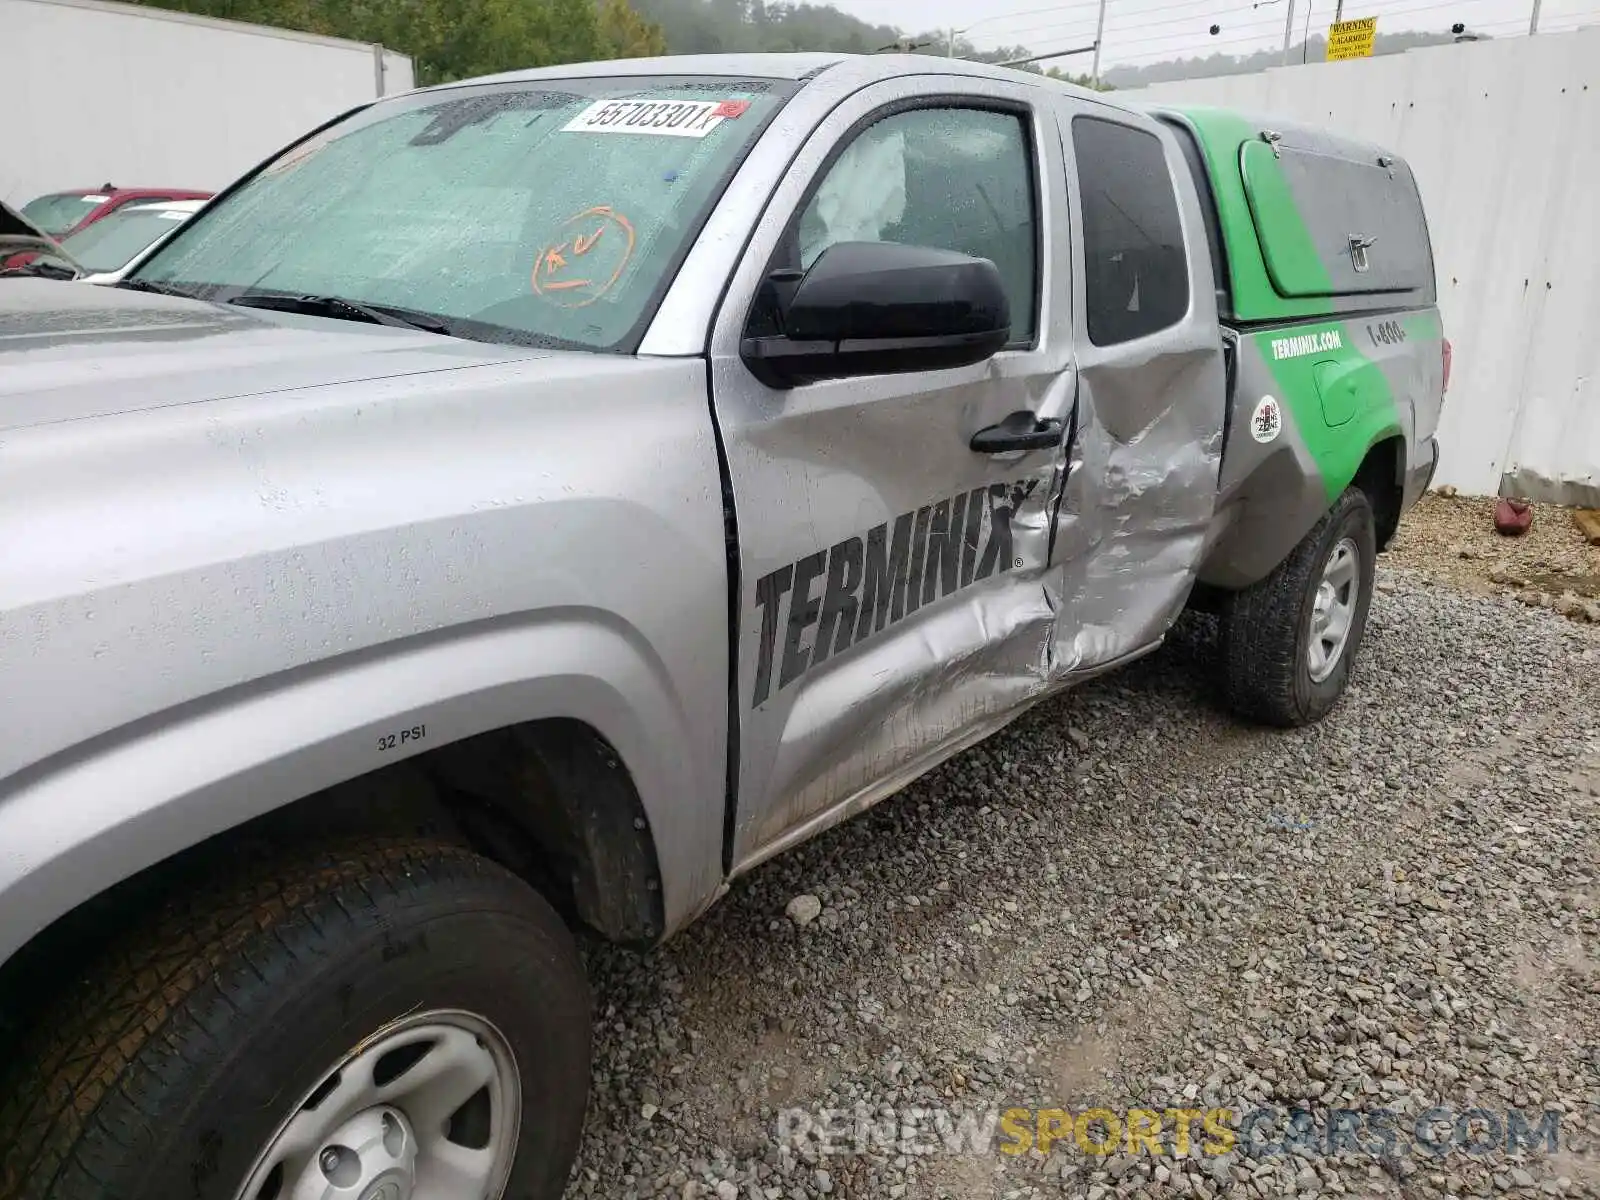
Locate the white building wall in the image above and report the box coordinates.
[1126,29,1600,504]
[1,0,414,209]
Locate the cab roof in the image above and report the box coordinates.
[429,51,1129,110]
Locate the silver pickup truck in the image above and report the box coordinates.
[0,53,1445,1200]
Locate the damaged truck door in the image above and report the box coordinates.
[1044,112,1227,676]
[711,78,1075,868]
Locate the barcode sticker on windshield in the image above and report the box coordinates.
[563,98,747,138]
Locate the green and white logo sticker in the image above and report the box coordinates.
[1251,395,1283,444]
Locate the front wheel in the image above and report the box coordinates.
[1220,486,1378,727]
[0,840,591,1200]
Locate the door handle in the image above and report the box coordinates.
[969,410,1064,454]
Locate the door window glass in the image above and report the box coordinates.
[1072,116,1190,346]
[794,106,1039,345]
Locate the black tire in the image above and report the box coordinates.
[0,839,591,1200]
[1220,486,1377,728]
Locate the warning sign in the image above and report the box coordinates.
[1326,16,1378,60]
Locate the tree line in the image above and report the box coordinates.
[123,0,1110,88]
[122,0,665,85]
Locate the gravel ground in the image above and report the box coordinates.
[1387,495,1600,619]
[565,550,1600,1200]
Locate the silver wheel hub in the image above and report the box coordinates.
[235,1011,520,1200]
[1307,536,1360,683]
[317,1107,417,1200]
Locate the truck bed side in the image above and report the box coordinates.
[1154,107,1446,589]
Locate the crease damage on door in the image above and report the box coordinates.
[741,461,1062,859]
[1045,355,1225,679]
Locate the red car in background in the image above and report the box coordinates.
[19,185,212,238]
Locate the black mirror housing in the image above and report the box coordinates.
[741,241,1011,388]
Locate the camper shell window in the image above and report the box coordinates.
[1239,140,1435,301]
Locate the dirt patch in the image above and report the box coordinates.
[1387,494,1600,620]
[917,1155,1001,1200]
[1048,1027,1121,1104]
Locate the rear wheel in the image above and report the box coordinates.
[0,840,591,1200]
[1220,486,1377,727]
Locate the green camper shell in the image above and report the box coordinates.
[1146,104,1438,324]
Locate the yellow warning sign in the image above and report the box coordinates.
[1326,16,1378,60]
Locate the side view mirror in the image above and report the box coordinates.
[741,240,1011,389]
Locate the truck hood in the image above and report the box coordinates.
[0,279,559,431]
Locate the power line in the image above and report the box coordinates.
[974,9,1233,43]
[1468,10,1600,26]
[1115,9,1283,30]
[1106,10,1285,35]
[965,0,1337,52]
[1107,27,1306,55]
[954,0,1560,50]
[1097,0,1479,44]
[962,1,1104,28]
[970,0,1600,68]
[1102,11,1598,61]
[969,8,1262,51]
[1084,21,1285,53]
[964,0,1223,37]
[970,18,1098,44]
[1100,17,1310,48]
[1331,0,1517,21]
[1086,0,1578,55]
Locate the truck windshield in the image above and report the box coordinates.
[130,75,793,352]
[20,192,106,237]
[61,206,191,273]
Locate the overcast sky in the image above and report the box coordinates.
[832,0,1599,69]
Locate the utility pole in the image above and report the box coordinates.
[1090,0,1108,85]
[1281,0,1297,63]
[947,26,957,55]
[1529,0,1542,33]
[1333,0,1343,18]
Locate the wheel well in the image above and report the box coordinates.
[1353,436,1405,551]
[0,718,662,1059]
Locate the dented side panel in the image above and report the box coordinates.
[1045,108,1228,679]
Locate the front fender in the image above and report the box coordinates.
[0,612,722,970]
[0,347,729,970]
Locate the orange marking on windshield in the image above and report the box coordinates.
[531,206,637,308]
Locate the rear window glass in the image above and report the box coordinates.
[1072,116,1190,347]
[1240,141,1433,299]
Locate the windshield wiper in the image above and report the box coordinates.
[224,292,452,335]
[117,278,200,298]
